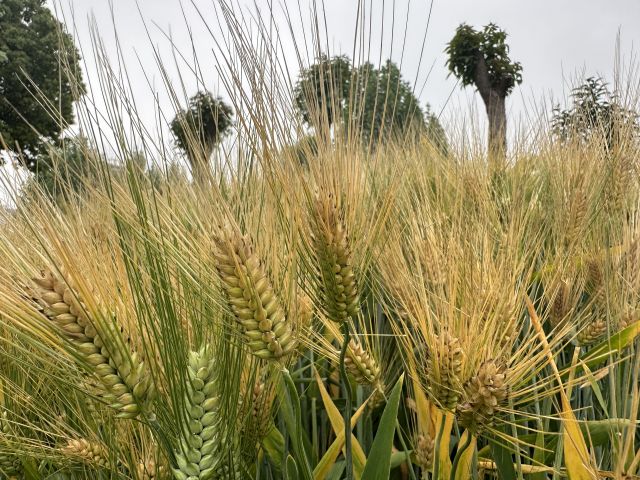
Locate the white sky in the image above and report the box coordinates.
[47,0,639,132]
[1,0,636,206]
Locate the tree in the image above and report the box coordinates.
[294,55,446,150]
[294,54,352,135]
[23,135,99,201]
[170,91,234,180]
[0,0,85,171]
[552,76,638,150]
[348,60,427,145]
[446,23,522,161]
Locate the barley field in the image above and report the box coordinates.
[0,1,639,479]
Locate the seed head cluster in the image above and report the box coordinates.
[173,347,222,480]
[309,192,359,323]
[456,360,509,433]
[33,270,155,419]
[213,230,297,360]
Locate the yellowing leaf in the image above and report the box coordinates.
[313,368,367,479]
[525,296,596,480]
[453,430,477,480]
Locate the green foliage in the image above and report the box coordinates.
[445,23,522,95]
[0,0,85,171]
[348,60,426,144]
[23,135,98,201]
[294,55,447,148]
[552,76,638,148]
[170,91,234,166]
[294,54,352,128]
[361,375,404,480]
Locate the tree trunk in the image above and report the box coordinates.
[485,91,506,162]
[473,53,508,171]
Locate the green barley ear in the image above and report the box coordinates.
[456,360,509,433]
[413,433,435,477]
[213,228,297,360]
[309,191,359,323]
[32,270,155,419]
[61,438,110,468]
[0,411,22,478]
[427,331,463,411]
[173,347,221,480]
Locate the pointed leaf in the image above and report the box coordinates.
[313,399,371,480]
[362,374,404,480]
[314,368,366,478]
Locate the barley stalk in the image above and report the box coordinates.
[32,270,155,419]
[213,229,297,360]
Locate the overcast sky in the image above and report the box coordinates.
[45,0,639,137]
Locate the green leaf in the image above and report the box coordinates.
[286,455,299,480]
[490,440,517,480]
[390,450,413,469]
[581,320,640,371]
[279,369,314,480]
[361,374,404,480]
[262,421,286,471]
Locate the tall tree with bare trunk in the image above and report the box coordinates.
[446,23,522,166]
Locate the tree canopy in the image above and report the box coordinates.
[0,0,84,171]
[445,23,522,96]
[552,76,638,149]
[294,55,447,151]
[445,23,521,160]
[170,91,234,176]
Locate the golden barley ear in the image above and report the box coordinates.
[456,360,509,433]
[61,438,110,468]
[576,314,607,346]
[32,270,155,419]
[413,433,435,474]
[308,190,359,323]
[213,227,297,360]
[344,338,382,387]
[427,331,463,411]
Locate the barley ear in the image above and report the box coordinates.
[413,433,435,476]
[61,438,110,468]
[344,339,382,387]
[0,411,22,478]
[32,270,155,419]
[173,347,222,480]
[427,331,463,411]
[213,228,297,361]
[309,191,359,323]
[456,360,509,433]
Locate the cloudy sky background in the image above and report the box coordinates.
[1,0,636,204]
[48,0,639,132]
